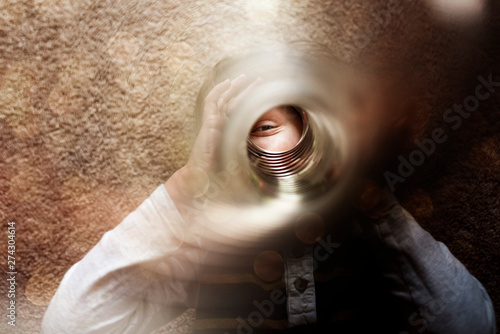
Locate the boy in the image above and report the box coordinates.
[42,73,495,334]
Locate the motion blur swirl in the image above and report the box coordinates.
[193,46,361,245]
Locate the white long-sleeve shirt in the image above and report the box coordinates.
[42,185,207,334]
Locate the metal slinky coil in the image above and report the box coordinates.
[198,45,360,244]
[246,108,325,197]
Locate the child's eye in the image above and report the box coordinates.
[253,125,275,132]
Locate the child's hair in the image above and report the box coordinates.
[192,42,341,133]
[193,55,242,133]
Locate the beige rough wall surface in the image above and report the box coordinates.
[0,0,499,333]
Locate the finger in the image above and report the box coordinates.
[227,77,264,115]
[204,79,231,120]
[205,79,231,103]
[217,74,248,113]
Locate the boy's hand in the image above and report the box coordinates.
[165,74,261,217]
[188,74,248,173]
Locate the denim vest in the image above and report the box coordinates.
[193,220,409,334]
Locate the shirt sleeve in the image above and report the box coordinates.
[359,201,496,334]
[41,184,207,334]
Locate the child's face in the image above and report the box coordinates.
[249,106,303,152]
